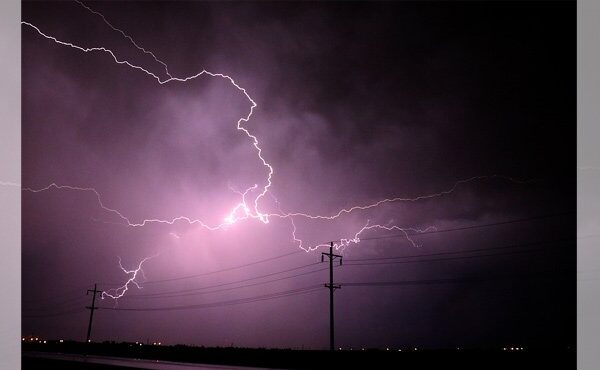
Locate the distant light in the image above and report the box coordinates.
[35,337,38,341]
[398,349,402,352]
[510,347,514,351]
[60,340,64,343]
[338,347,342,350]
[21,338,24,341]
[414,347,418,351]
[503,348,507,351]
[43,341,47,344]
[361,348,365,351]
[140,343,143,346]
[30,338,33,341]
[386,348,389,351]
[158,342,161,346]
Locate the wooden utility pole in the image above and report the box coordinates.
[322,242,342,351]
[86,284,102,343]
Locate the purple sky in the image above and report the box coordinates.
[21,1,575,350]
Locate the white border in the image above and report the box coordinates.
[0,0,21,369]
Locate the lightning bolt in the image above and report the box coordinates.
[21,20,272,227]
[272,175,528,221]
[73,0,173,80]
[12,3,531,298]
[101,255,156,300]
[303,220,438,253]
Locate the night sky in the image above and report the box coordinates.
[21,1,575,350]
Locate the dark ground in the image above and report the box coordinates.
[22,341,575,369]
[23,357,139,370]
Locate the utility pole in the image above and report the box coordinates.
[86,284,102,343]
[322,242,342,351]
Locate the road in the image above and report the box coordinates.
[23,351,280,370]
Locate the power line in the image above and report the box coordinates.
[338,269,570,287]
[23,307,86,319]
[99,268,569,313]
[35,242,557,307]
[22,285,92,304]
[344,248,562,267]
[93,267,570,313]
[126,266,330,299]
[344,238,572,265]
[128,262,322,298]
[136,247,560,300]
[143,250,304,285]
[345,238,572,262]
[29,238,568,307]
[23,295,87,312]
[125,238,570,299]
[23,213,571,318]
[98,285,323,312]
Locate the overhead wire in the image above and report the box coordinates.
[123,238,570,299]
[23,212,573,316]
[98,285,323,312]
[144,250,304,285]
[126,266,330,299]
